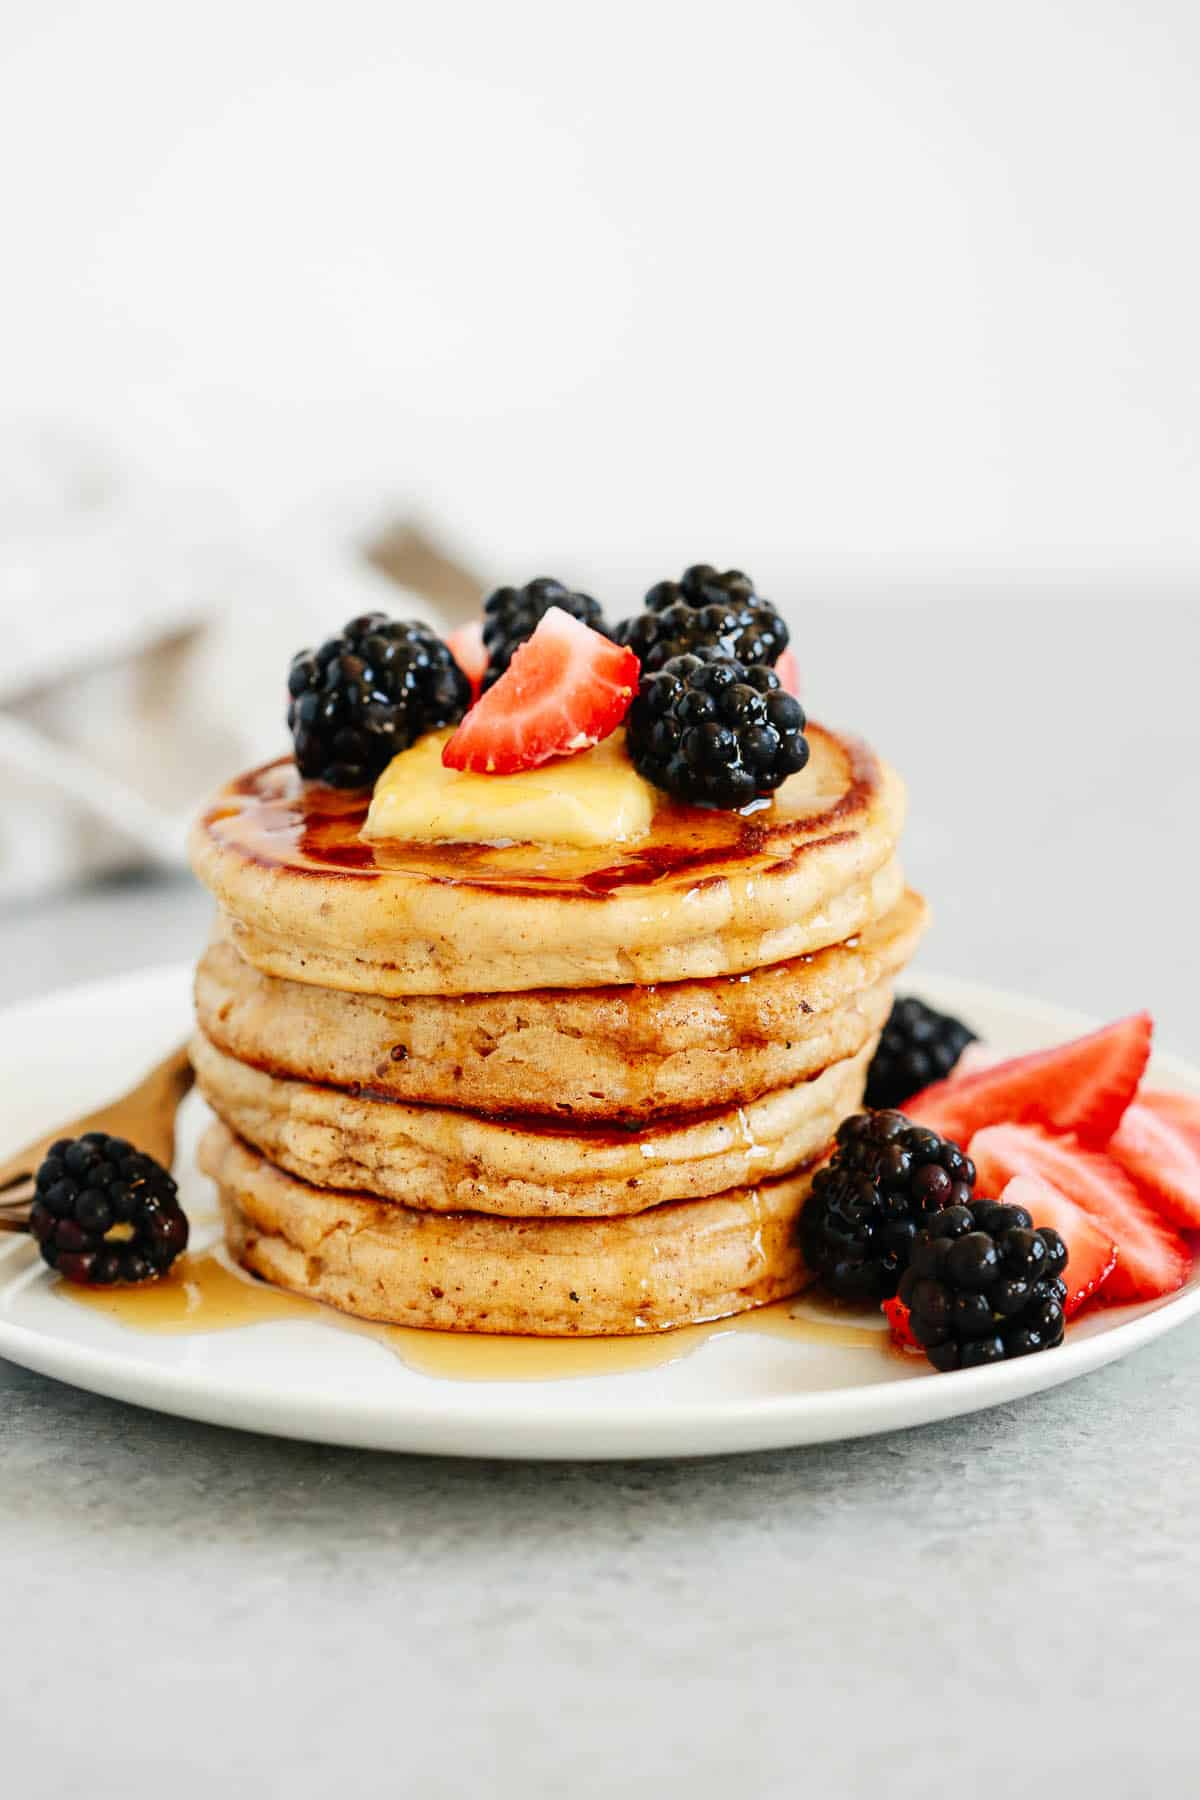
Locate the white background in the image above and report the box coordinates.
[1,0,1198,584]
[2,17,1200,1793]
[0,1,1197,1036]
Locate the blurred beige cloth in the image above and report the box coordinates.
[0,437,481,901]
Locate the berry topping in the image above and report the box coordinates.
[971,1122,1190,1304]
[896,1198,1068,1370]
[774,646,801,696]
[625,649,809,811]
[865,996,977,1110]
[998,1175,1118,1317]
[882,1293,921,1350]
[616,564,790,675]
[29,1133,189,1285]
[481,577,610,690]
[1108,1096,1200,1230]
[447,621,488,703]
[906,1012,1152,1149]
[288,613,471,788]
[442,607,639,774]
[1133,1087,1200,1145]
[798,1109,976,1303]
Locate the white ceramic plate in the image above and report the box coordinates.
[0,964,1197,1459]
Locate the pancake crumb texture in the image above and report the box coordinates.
[190,723,907,995]
[203,1122,814,1336]
[188,722,925,1334]
[192,1028,875,1217]
[195,891,925,1119]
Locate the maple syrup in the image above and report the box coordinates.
[62,1251,888,1382]
[203,727,876,899]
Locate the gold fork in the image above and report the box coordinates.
[0,1044,193,1234]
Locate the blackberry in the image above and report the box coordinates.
[616,563,790,674]
[865,996,978,1109]
[28,1133,189,1285]
[287,613,471,788]
[625,650,809,810]
[799,1109,976,1302]
[481,577,609,689]
[898,1198,1068,1370]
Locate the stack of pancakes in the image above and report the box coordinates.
[188,722,925,1335]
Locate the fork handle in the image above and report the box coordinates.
[0,1183,34,1230]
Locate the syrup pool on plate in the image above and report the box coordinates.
[61,1252,891,1383]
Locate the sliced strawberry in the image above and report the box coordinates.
[881,1294,921,1351]
[954,1042,1002,1078]
[443,608,639,774]
[775,646,800,696]
[997,1174,1118,1317]
[1137,1088,1200,1151]
[906,1013,1152,1148]
[1108,1101,1200,1230]
[971,1123,1190,1304]
[447,621,487,702]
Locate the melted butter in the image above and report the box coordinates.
[363,729,657,849]
[61,1253,887,1381]
[202,723,873,897]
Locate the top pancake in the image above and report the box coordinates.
[188,723,907,995]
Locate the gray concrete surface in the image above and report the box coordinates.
[3,1338,1198,1799]
[1,585,1198,1798]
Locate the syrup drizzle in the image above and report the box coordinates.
[203,729,877,899]
[61,1252,888,1383]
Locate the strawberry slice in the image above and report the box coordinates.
[1137,1088,1200,1150]
[1108,1100,1200,1230]
[971,1123,1190,1304]
[443,608,639,774]
[954,1042,1002,1078]
[906,1012,1152,1148]
[881,1294,921,1351]
[447,621,488,703]
[775,646,801,696]
[997,1174,1118,1317]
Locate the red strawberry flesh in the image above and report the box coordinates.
[442,608,639,774]
[906,1012,1152,1148]
[1108,1100,1200,1231]
[1137,1088,1200,1151]
[971,1123,1189,1304]
[447,621,487,702]
[775,646,801,697]
[998,1174,1118,1317]
[881,1295,921,1351]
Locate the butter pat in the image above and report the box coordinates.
[363,730,657,847]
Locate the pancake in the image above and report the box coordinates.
[190,1028,872,1217]
[195,889,926,1119]
[201,1122,814,1335]
[189,723,907,994]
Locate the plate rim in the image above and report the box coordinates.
[1,959,1197,1460]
